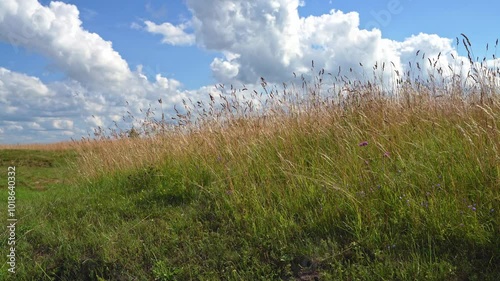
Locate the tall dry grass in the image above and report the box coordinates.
[74,35,499,181]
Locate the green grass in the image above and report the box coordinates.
[0,149,78,192]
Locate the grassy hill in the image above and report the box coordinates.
[1,46,500,280]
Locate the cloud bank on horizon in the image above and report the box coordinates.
[0,0,493,144]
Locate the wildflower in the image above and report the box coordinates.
[383,151,390,157]
[358,141,368,147]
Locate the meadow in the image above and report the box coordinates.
[1,37,500,280]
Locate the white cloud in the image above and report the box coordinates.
[184,0,304,83]
[0,67,52,99]
[0,68,94,141]
[52,119,73,130]
[27,122,42,130]
[0,67,62,124]
[210,56,240,82]
[143,21,195,46]
[0,0,134,91]
[171,0,472,86]
[0,0,190,143]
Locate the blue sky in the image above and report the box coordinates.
[0,0,499,144]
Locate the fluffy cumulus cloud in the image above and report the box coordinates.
[0,0,132,91]
[0,67,90,143]
[143,21,195,46]
[186,0,304,83]
[178,0,471,85]
[0,0,188,143]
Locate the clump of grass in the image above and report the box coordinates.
[4,37,500,280]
